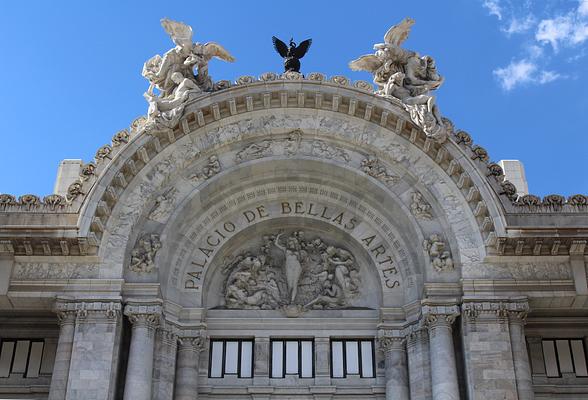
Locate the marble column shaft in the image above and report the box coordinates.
[175,336,205,400]
[509,312,534,400]
[379,334,409,400]
[426,312,460,400]
[407,327,433,400]
[152,328,178,400]
[123,304,161,400]
[48,310,76,400]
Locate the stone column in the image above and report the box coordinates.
[174,333,205,400]
[378,330,409,400]
[152,327,178,400]
[508,303,534,400]
[123,302,162,400]
[48,305,76,400]
[407,323,432,400]
[423,305,460,400]
[65,300,122,400]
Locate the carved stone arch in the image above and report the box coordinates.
[80,85,504,295]
[78,82,508,253]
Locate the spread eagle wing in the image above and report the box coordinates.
[383,17,415,47]
[272,36,289,58]
[161,18,193,48]
[348,54,384,72]
[294,39,312,59]
[203,42,236,62]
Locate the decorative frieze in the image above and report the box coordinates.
[423,234,454,272]
[129,234,162,273]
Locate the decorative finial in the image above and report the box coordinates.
[272,36,312,73]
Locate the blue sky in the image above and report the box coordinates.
[0,0,586,197]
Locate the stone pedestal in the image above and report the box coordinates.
[174,334,205,400]
[407,325,432,400]
[48,307,76,400]
[65,300,122,400]
[152,328,178,400]
[378,330,409,400]
[423,305,460,400]
[123,302,162,400]
[508,306,534,400]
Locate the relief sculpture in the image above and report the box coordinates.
[222,231,361,313]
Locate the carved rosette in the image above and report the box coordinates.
[422,305,460,332]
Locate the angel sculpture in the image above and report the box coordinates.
[272,37,312,73]
[349,18,447,142]
[142,18,235,98]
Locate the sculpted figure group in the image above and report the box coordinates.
[222,231,361,313]
[142,18,235,129]
[140,17,448,141]
[349,17,448,142]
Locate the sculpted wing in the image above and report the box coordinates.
[348,54,383,72]
[161,18,193,47]
[272,36,289,58]
[294,39,312,59]
[203,42,236,62]
[383,17,415,46]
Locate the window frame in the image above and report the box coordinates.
[269,338,315,378]
[330,338,375,378]
[207,338,254,379]
[0,338,46,378]
[541,338,588,378]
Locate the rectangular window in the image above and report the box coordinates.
[208,339,254,378]
[270,339,314,378]
[0,339,46,378]
[542,339,588,378]
[331,339,375,378]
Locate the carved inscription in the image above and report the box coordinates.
[183,200,401,291]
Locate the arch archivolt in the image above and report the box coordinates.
[91,108,486,307]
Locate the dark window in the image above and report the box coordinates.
[208,339,254,378]
[0,339,46,378]
[330,339,374,378]
[542,339,588,378]
[270,339,314,378]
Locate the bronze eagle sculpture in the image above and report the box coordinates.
[272,36,312,73]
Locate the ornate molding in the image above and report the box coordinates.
[461,299,529,324]
[54,299,121,322]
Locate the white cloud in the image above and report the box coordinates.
[502,15,536,35]
[579,0,588,16]
[494,60,536,90]
[536,16,574,50]
[493,59,563,91]
[483,0,503,20]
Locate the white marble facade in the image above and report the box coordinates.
[1,18,588,400]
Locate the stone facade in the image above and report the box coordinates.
[1,18,588,400]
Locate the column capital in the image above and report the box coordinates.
[377,329,408,352]
[178,330,207,352]
[461,298,529,324]
[124,301,162,330]
[54,297,121,322]
[422,304,460,330]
